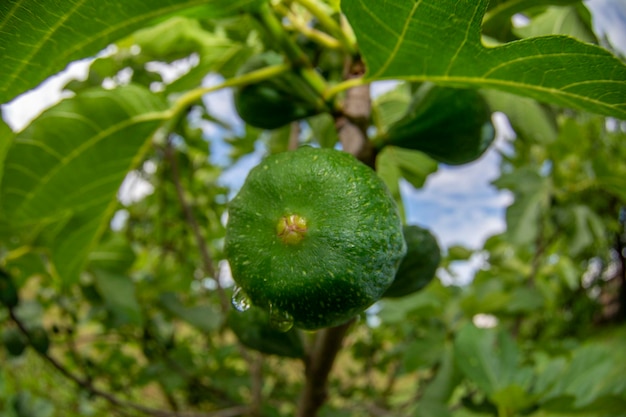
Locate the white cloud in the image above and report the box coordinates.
[586,0,626,53]
[202,74,244,130]
[117,170,154,205]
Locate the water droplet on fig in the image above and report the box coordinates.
[269,304,294,332]
[231,286,251,312]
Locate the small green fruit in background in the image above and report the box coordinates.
[383,84,494,165]
[383,225,441,298]
[228,306,305,358]
[233,53,325,130]
[225,147,406,330]
[29,326,50,354]
[0,269,19,308]
[2,327,27,357]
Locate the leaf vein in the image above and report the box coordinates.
[373,0,423,78]
[13,111,165,214]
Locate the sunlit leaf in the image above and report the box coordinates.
[0,119,12,185]
[1,85,166,223]
[377,146,438,190]
[0,0,265,103]
[307,113,339,149]
[371,81,412,134]
[342,0,626,118]
[376,146,438,220]
[0,85,167,284]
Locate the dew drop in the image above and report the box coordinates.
[231,286,251,312]
[269,303,294,332]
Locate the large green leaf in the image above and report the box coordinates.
[342,0,626,119]
[0,0,264,104]
[0,119,12,186]
[0,85,167,284]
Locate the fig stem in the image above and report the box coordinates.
[293,0,357,55]
[168,63,292,120]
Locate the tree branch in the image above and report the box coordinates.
[296,319,354,417]
[163,139,229,313]
[164,137,267,411]
[336,57,375,168]
[8,309,248,417]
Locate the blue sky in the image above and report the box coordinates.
[2,0,624,283]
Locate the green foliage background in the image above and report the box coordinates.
[1,1,625,416]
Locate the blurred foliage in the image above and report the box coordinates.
[1,1,625,417]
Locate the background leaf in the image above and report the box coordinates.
[0,0,264,103]
[159,293,221,333]
[376,146,438,218]
[342,0,626,119]
[513,5,596,43]
[94,270,144,327]
[454,324,534,411]
[482,0,581,40]
[484,90,558,144]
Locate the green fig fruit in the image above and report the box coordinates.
[383,84,494,165]
[225,147,406,330]
[29,326,50,354]
[383,225,441,298]
[2,327,27,357]
[0,269,18,308]
[233,53,326,130]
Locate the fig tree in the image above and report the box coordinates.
[225,147,406,330]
